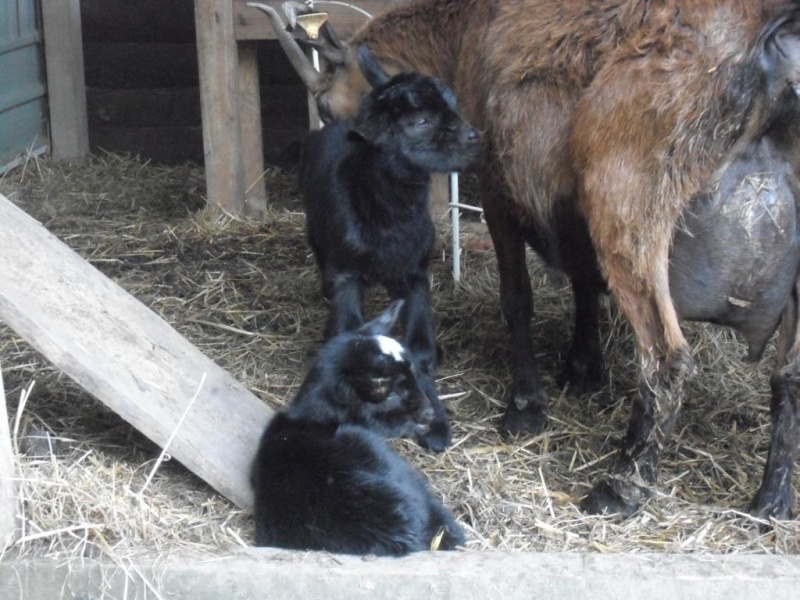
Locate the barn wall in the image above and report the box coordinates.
[80,0,308,166]
[0,0,48,173]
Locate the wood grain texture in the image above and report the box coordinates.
[0,194,273,509]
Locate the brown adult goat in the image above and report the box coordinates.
[250,0,800,520]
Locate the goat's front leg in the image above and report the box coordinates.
[389,271,452,452]
[322,272,364,338]
[482,184,548,436]
[750,280,800,520]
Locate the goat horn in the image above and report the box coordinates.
[247,3,321,91]
[280,1,313,29]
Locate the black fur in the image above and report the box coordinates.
[299,47,482,451]
[251,302,465,554]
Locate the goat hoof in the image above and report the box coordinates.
[580,480,647,518]
[500,401,548,437]
[749,490,794,522]
[416,418,451,452]
[557,354,604,394]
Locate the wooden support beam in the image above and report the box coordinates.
[237,41,268,218]
[41,0,90,163]
[0,358,18,550]
[0,194,273,509]
[195,0,246,214]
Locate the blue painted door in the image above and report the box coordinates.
[0,0,47,173]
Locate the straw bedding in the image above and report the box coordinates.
[0,152,798,562]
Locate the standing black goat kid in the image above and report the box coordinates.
[299,46,482,452]
[251,301,465,555]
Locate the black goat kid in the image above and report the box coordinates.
[251,302,465,555]
[299,46,482,452]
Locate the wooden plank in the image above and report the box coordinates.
[0,194,273,509]
[233,0,401,41]
[0,358,18,550]
[238,41,268,218]
[41,0,89,163]
[195,0,245,213]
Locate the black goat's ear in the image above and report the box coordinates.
[359,300,404,337]
[356,45,391,88]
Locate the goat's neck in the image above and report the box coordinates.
[343,148,430,221]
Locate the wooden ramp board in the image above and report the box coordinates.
[0,359,18,548]
[0,193,273,509]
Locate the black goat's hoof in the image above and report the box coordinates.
[416,418,451,453]
[500,401,548,437]
[557,354,604,395]
[749,491,794,522]
[580,480,647,518]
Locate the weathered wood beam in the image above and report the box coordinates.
[237,41,268,218]
[0,194,273,509]
[0,358,18,550]
[194,0,246,214]
[41,0,90,163]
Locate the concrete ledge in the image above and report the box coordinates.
[2,549,800,599]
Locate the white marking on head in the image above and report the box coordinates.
[376,335,405,362]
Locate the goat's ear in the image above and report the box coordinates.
[359,300,404,337]
[760,9,800,94]
[356,45,391,88]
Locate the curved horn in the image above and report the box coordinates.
[280,1,313,29]
[246,3,321,90]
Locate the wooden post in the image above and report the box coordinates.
[0,358,19,550]
[0,195,273,509]
[237,41,268,218]
[41,0,90,163]
[195,0,246,215]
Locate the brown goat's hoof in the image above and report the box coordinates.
[580,480,647,518]
[416,418,451,453]
[500,401,548,437]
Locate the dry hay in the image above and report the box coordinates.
[0,152,798,564]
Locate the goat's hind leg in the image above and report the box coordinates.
[558,277,604,393]
[750,280,800,520]
[582,261,695,517]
